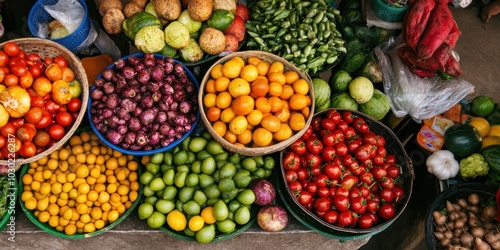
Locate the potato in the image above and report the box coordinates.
[199,28,226,55]
[131,0,148,9]
[102,9,125,35]
[98,0,124,16]
[124,2,142,18]
[214,0,236,13]
[188,0,213,21]
[154,0,182,21]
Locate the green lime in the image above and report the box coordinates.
[218,178,236,193]
[206,140,224,155]
[147,211,166,229]
[181,136,192,151]
[174,150,188,166]
[186,173,199,187]
[252,156,264,167]
[140,171,154,185]
[142,185,153,197]
[229,153,241,164]
[184,227,196,237]
[191,161,202,174]
[227,211,234,221]
[216,219,236,234]
[237,189,256,205]
[195,224,216,244]
[178,186,195,203]
[201,157,216,175]
[186,151,196,164]
[227,200,241,213]
[265,169,273,178]
[242,158,257,172]
[162,169,175,186]
[193,190,208,206]
[149,177,166,192]
[472,95,495,117]
[198,174,215,188]
[189,137,208,153]
[163,152,173,165]
[150,152,164,164]
[214,152,229,162]
[138,203,154,219]
[213,200,229,221]
[176,165,190,173]
[160,164,173,174]
[146,162,160,175]
[183,200,201,215]
[201,131,212,141]
[204,183,221,199]
[207,198,219,206]
[263,156,275,170]
[233,172,252,189]
[162,186,177,200]
[174,171,188,188]
[175,199,184,212]
[197,150,212,161]
[221,189,238,202]
[155,199,175,214]
[216,160,229,169]
[234,206,250,225]
[252,168,266,179]
[213,170,221,183]
[219,163,236,179]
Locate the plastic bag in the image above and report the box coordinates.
[374,36,475,123]
[44,0,84,34]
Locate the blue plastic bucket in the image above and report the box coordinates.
[28,0,91,54]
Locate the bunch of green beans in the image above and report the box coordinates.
[246,0,346,75]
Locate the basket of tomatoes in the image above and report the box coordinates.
[0,38,88,170]
[277,108,414,236]
[198,51,314,156]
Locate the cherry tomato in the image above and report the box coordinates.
[309,164,321,176]
[16,124,37,141]
[373,154,385,166]
[380,188,394,203]
[335,186,350,197]
[11,64,27,77]
[18,141,37,157]
[321,146,336,161]
[45,100,61,113]
[55,111,73,127]
[305,137,323,155]
[385,154,397,164]
[0,135,6,148]
[285,170,297,183]
[305,182,317,195]
[336,120,348,133]
[359,171,375,185]
[350,196,367,215]
[1,122,16,137]
[43,57,53,65]
[311,116,322,131]
[358,185,371,198]
[392,185,405,204]
[3,42,20,57]
[289,139,307,155]
[313,197,331,212]
[341,111,355,124]
[314,174,329,188]
[355,144,372,162]
[343,127,357,140]
[53,55,68,68]
[297,190,312,206]
[362,132,378,145]
[28,64,43,78]
[301,126,313,141]
[347,137,362,154]
[296,167,309,181]
[349,161,365,176]
[26,53,42,62]
[283,151,301,171]
[357,214,374,229]
[340,175,358,190]
[337,210,353,227]
[320,118,336,131]
[386,165,401,178]
[0,50,9,66]
[323,210,338,224]
[377,146,387,156]
[379,203,396,220]
[334,142,348,157]
[289,180,302,194]
[325,109,341,124]
[322,133,336,147]
[4,73,18,86]
[317,186,329,197]
[379,176,395,189]
[370,167,387,181]
[33,131,51,147]
[342,154,356,166]
[366,200,380,213]
[302,153,322,169]
[25,107,44,124]
[10,118,25,127]
[349,187,361,200]
[35,111,53,129]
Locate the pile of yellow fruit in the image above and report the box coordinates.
[20,131,140,235]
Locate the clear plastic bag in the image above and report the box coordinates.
[43,0,84,34]
[373,36,475,123]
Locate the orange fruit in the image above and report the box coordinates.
[237,129,253,145]
[247,57,261,66]
[61,67,75,82]
[255,97,272,114]
[289,94,308,110]
[203,93,217,108]
[268,61,284,74]
[229,115,248,135]
[268,96,284,113]
[250,77,269,98]
[292,79,309,95]
[240,65,259,82]
[228,78,251,98]
[222,60,242,79]
[220,108,236,123]
[215,77,231,92]
[210,64,223,79]
[45,63,62,81]
[275,106,290,123]
[233,142,245,147]
[256,61,270,76]
[206,107,221,122]
[301,106,311,119]
[231,95,255,116]
[284,71,299,84]
[230,56,245,69]
[216,91,232,109]
[268,82,283,97]
[268,72,286,85]
[205,79,216,93]
[224,130,238,143]
[212,121,227,137]
[246,109,264,126]
[273,124,293,142]
[260,115,281,133]
[289,113,306,131]
[280,85,294,100]
[252,128,273,147]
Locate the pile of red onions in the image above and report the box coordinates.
[89,53,198,151]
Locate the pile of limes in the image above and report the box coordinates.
[138,131,275,243]
[20,131,140,235]
[203,56,312,147]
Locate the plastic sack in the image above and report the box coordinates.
[373,36,475,123]
[43,0,84,34]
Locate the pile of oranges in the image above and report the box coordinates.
[203,56,312,147]
[20,131,140,235]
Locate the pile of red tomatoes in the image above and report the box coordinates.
[283,109,406,229]
[0,42,83,159]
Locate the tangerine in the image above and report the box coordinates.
[255,97,272,114]
[231,95,255,116]
[206,107,221,122]
[246,109,264,126]
[250,77,269,98]
[289,94,308,110]
[216,91,232,109]
[268,82,282,97]
[284,71,299,84]
[273,124,293,142]
[252,128,273,147]
[228,78,251,98]
[222,60,242,79]
[292,79,309,95]
[228,115,248,135]
[240,65,259,82]
[289,113,306,131]
[260,115,281,133]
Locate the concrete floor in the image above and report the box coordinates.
[1,1,500,250]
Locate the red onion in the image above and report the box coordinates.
[137,69,150,84]
[148,131,161,146]
[106,130,124,145]
[156,111,167,123]
[124,132,136,145]
[173,63,185,78]
[151,66,164,82]
[179,101,192,114]
[91,88,104,100]
[134,62,145,72]
[121,99,137,112]
[257,205,288,232]
[114,58,126,69]
[140,109,156,126]
[94,78,105,87]
[101,68,115,81]
[159,123,172,136]
[101,109,113,118]
[115,77,127,91]
[133,106,143,117]
[250,179,276,206]
[136,131,148,147]
[127,56,140,66]
[106,94,119,109]
[122,66,136,79]
[141,95,154,109]
[103,82,115,94]
[121,87,136,98]
[129,117,141,132]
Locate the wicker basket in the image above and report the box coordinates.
[0,38,89,170]
[198,51,315,156]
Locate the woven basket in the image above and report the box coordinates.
[198,51,315,156]
[0,38,89,170]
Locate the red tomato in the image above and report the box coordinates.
[0,50,9,66]
[297,190,312,206]
[385,154,397,164]
[16,124,37,141]
[350,196,367,215]
[296,167,309,181]
[342,154,355,166]
[18,141,36,157]
[323,210,338,224]
[370,167,387,181]
[289,138,307,155]
[337,210,353,227]
[53,55,68,68]
[302,153,322,169]
[26,53,42,62]
[379,176,395,189]
[55,111,73,127]
[3,42,20,57]
[48,124,65,140]
[33,131,51,147]
[1,122,16,137]
[311,116,322,131]
[335,186,350,197]
[45,100,61,113]
[305,182,317,195]
[305,137,323,155]
[321,146,336,161]
[336,120,348,133]
[283,151,301,171]
[357,214,374,229]
[325,109,341,124]
[0,135,6,148]
[386,165,401,178]
[349,187,361,200]
[320,118,336,131]
[378,203,396,220]
[359,172,375,185]
[376,146,387,156]
[301,126,313,141]
[30,94,45,108]
[11,65,27,77]
[317,186,329,197]
[380,188,395,203]
[341,111,356,124]
[334,142,348,157]
[343,127,357,140]
[313,197,331,212]
[28,64,43,78]
[347,137,362,154]
[372,154,385,166]
[35,111,53,129]
[392,185,405,204]
[289,180,302,193]
[314,174,329,188]
[25,107,44,124]
[285,170,297,183]
[43,57,53,65]
[333,195,350,212]
[340,175,358,190]
[10,118,25,127]
[367,200,380,213]
[355,144,372,162]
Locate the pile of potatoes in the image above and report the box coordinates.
[432,193,500,250]
[97,0,149,34]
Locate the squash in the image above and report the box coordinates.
[122,12,162,40]
[444,123,482,159]
[481,145,500,175]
